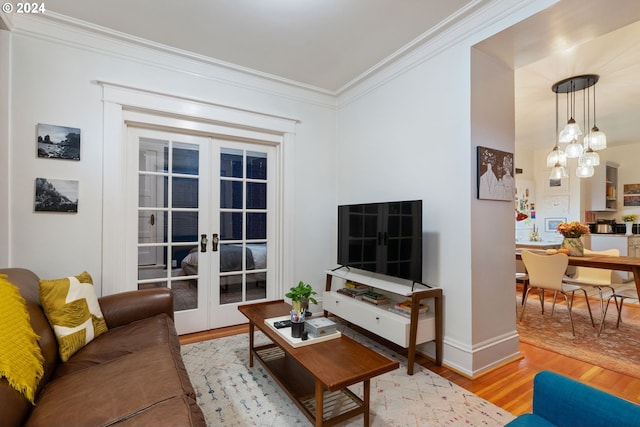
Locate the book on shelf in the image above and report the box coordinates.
[337,287,368,298]
[344,280,368,290]
[388,307,429,318]
[361,294,390,305]
[395,300,429,314]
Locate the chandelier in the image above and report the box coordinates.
[547,74,606,179]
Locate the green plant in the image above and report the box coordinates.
[285,280,318,305]
[622,214,638,222]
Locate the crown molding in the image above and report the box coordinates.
[336,0,558,108]
[8,12,337,109]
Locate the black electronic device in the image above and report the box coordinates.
[337,200,422,282]
[273,320,291,329]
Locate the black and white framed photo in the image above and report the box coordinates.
[37,123,81,160]
[34,178,79,213]
[476,146,515,201]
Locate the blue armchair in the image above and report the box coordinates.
[506,370,640,427]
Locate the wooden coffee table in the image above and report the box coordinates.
[238,300,399,427]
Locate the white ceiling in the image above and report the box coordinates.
[6,0,640,152]
[40,0,478,93]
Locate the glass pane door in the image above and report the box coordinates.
[133,128,210,333]
[212,143,275,327]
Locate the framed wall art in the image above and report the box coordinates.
[623,183,640,206]
[544,217,566,233]
[477,146,514,201]
[37,123,81,160]
[34,178,79,213]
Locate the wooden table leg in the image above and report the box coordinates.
[633,266,640,298]
[315,380,323,427]
[363,379,370,426]
[248,321,254,367]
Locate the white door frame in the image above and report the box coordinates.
[101,83,297,329]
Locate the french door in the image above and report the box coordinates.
[129,127,276,334]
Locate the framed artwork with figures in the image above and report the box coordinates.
[476,146,514,201]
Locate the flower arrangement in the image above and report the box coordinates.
[556,221,590,238]
[622,214,638,223]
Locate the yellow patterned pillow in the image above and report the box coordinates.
[39,272,108,362]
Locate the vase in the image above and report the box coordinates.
[561,237,584,256]
[625,221,633,236]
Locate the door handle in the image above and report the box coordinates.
[212,234,219,252]
[200,234,208,252]
[150,214,155,226]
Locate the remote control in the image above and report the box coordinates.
[274,320,291,329]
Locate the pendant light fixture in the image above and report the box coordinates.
[549,74,606,179]
[548,83,568,179]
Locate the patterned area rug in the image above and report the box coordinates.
[517,295,640,379]
[181,327,515,426]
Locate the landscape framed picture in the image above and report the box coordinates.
[37,123,81,160]
[34,178,79,213]
[544,217,566,233]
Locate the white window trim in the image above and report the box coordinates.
[100,81,297,298]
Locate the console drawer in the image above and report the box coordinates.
[323,291,435,347]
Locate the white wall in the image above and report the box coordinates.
[2,0,560,376]
[333,0,555,374]
[4,19,337,293]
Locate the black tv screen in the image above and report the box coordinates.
[337,200,422,282]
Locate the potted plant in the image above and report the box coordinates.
[622,214,637,236]
[556,221,590,256]
[286,281,318,314]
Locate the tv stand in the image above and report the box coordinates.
[323,269,442,375]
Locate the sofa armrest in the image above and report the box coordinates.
[99,288,174,329]
[529,370,640,427]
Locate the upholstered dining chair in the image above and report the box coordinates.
[562,248,619,335]
[519,250,595,336]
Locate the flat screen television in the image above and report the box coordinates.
[337,200,422,282]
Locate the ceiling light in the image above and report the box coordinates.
[550,74,606,179]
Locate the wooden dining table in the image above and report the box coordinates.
[516,250,640,296]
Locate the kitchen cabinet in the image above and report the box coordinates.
[586,161,618,211]
[584,234,639,282]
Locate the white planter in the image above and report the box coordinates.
[625,221,633,236]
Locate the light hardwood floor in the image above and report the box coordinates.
[179,292,640,416]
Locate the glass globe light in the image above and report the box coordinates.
[549,162,568,180]
[589,126,607,150]
[546,146,567,167]
[564,139,584,158]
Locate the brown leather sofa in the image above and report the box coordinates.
[0,268,206,427]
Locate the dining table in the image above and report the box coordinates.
[515,249,640,297]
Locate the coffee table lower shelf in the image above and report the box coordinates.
[254,344,365,426]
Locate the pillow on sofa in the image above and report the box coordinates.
[39,272,108,362]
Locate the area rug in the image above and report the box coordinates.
[181,328,515,426]
[516,296,640,379]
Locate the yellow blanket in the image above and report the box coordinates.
[0,274,44,404]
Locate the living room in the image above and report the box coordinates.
[2,0,640,418]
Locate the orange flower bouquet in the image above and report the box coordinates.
[556,221,590,238]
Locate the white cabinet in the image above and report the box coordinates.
[629,236,640,258]
[323,268,442,375]
[584,234,638,282]
[586,161,618,211]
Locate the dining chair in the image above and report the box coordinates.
[519,250,595,336]
[562,248,619,334]
[599,288,638,335]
